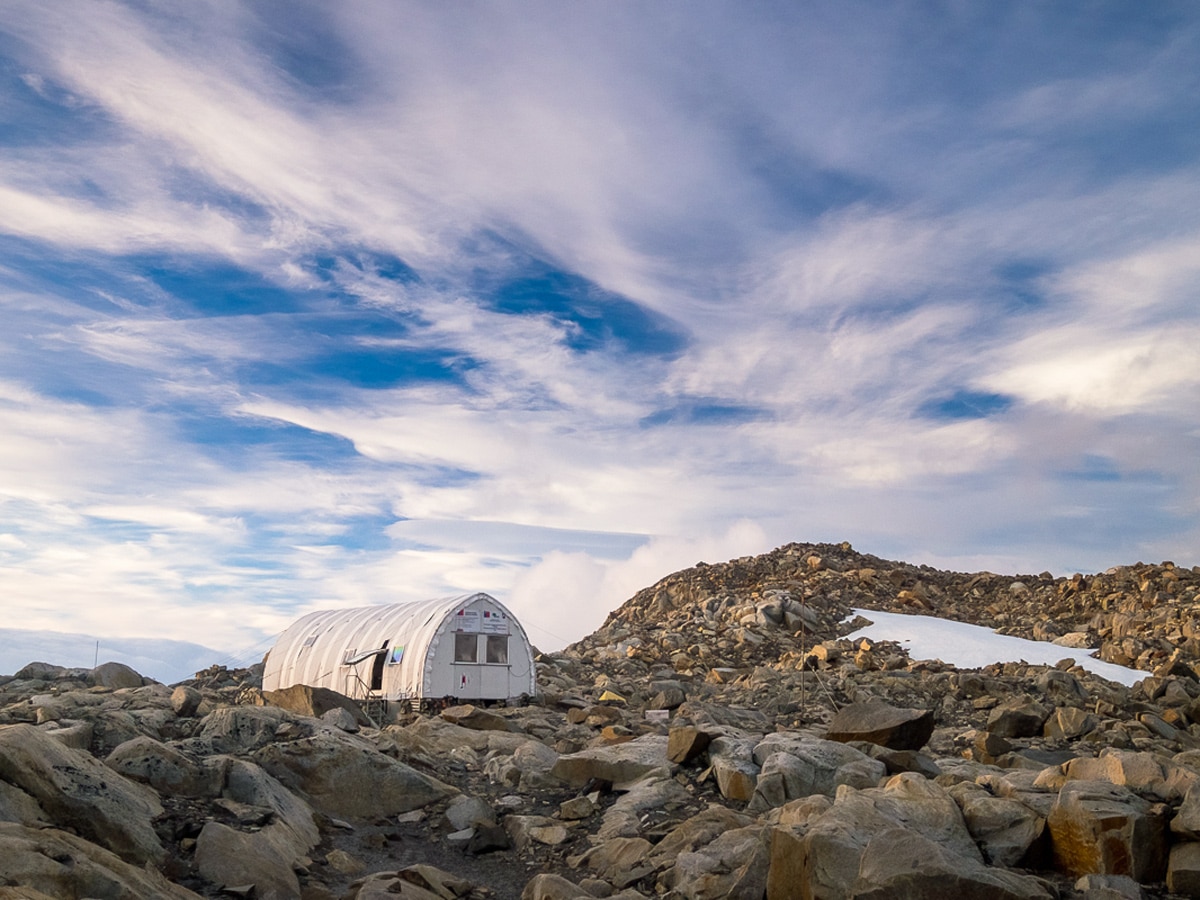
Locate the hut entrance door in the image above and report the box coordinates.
[452,632,484,700]
[370,641,389,692]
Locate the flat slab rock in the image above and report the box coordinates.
[825,700,935,751]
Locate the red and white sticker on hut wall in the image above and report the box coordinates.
[452,609,481,632]
[481,609,509,634]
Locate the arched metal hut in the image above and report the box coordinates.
[262,593,536,705]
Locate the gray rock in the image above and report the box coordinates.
[1074,873,1146,900]
[221,757,320,856]
[598,775,689,840]
[170,684,203,717]
[505,815,569,850]
[551,734,673,788]
[789,771,983,899]
[252,729,456,818]
[1174,782,1200,840]
[521,873,594,900]
[572,836,653,886]
[105,735,224,797]
[321,705,360,732]
[445,794,495,831]
[1044,707,1099,741]
[192,705,306,755]
[91,661,145,690]
[748,735,884,811]
[0,822,201,899]
[852,827,1054,899]
[0,723,165,865]
[954,787,1046,866]
[37,719,93,750]
[194,821,300,900]
[647,806,756,871]
[668,824,770,900]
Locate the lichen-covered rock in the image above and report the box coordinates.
[105,734,223,797]
[1048,780,1167,882]
[252,729,457,817]
[0,822,201,899]
[0,724,165,865]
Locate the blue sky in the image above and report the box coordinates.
[1,2,1198,658]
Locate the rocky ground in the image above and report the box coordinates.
[3,541,1200,899]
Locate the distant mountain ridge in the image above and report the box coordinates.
[0,627,227,685]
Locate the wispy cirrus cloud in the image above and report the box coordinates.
[0,2,1197,661]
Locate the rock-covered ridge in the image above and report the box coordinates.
[569,540,1200,680]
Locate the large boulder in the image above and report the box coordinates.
[597,775,690,840]
[221,757,320,856]
[1047,780,1167,882]
[252,730,456,818]
[105,735,224,797]
[441,704,512,731]
[749,735,885,810]
[0,724,165,865]
[667,824,771,900]
[647,806,756,872]
[192,758,320,899]
[851,827,1054,899]
[91,661,146,690]
[825,700,935,751]
[190,705,310,755]
[550,734,673,788]
[952,784,1046,867]
[260,684,370,726]
[1062,751,1173,800]
[1168,842,1200,897]
[0,822,201,899]
[986,697,1050,739]
[194,821,301,900]
[786,772,982,899]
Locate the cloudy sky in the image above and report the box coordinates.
[2,2,1198,661]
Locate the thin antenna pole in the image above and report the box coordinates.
[94,640,99,668]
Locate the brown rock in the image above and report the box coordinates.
[986,697,1050,738]
[1044,707,1099,741]
[667,725,712,763]
[195,821,301,900]
[521,873,593,900]
[261,684,370,726]
[825,700,935,751]
[852,827,1053,900]
[1047,780,1166,882]
[1168,842,1200,897]
[441,704,511,731]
